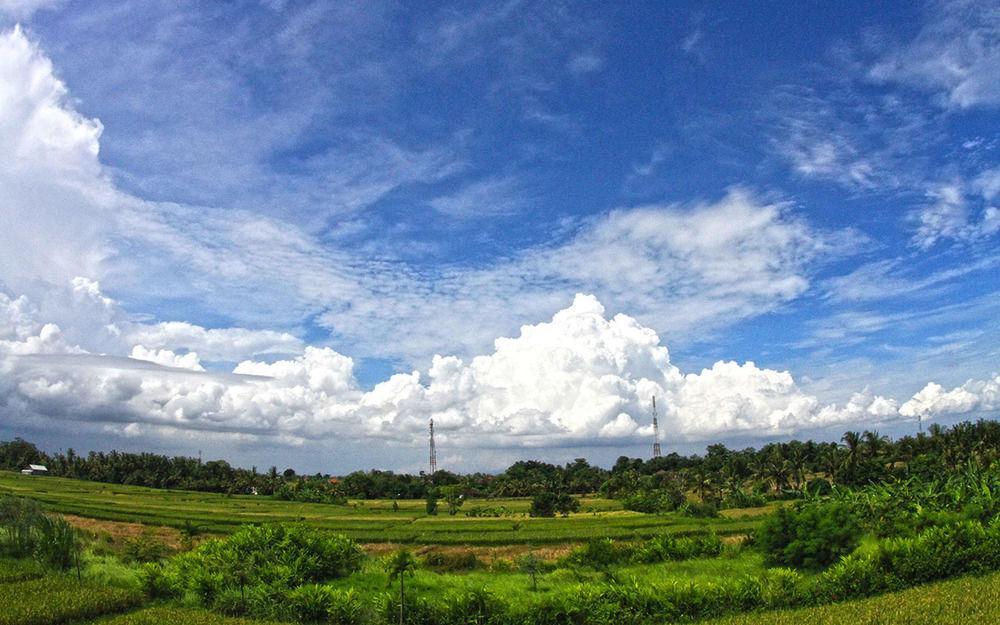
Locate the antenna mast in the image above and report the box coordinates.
[652,396,662,458]
[429,419,438,474]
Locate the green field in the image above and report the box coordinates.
[0,472,763,545]
[702,570,1000,625]
[0,575,142,625]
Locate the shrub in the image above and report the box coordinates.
[622,488,685,513]
[422,549,481,572]
[326,588,367,625]
[571,538,631,567]
[721,490,769,509]
[814,550,888,603]
[164,524,363,616]
[680,501,720,518]
[529,492,579,517]
[805,478,833,496]
[631,532,723,563]
[287,584,335,623]
[757,501,860,569]
[123,531,171,563]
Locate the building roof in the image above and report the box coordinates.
[28,464,48,471]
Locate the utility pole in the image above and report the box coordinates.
[429,419,438,474]
[652,396,662,459]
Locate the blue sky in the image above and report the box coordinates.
[0,0,997,472]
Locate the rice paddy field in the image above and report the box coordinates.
[0,471,763,545]
[701,570,1000,625]
[4,470,999,624]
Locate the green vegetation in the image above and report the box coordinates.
[0,576,141,625]
[93,607,292,625]
[0,472,760,544]
[0,420,999,624]
[702,571,1000,625]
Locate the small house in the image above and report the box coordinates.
[21,464,48,476]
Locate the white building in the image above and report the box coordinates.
[21,464,48,476]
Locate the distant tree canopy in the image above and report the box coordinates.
[2,420,999,505]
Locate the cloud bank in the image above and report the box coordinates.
[4,284,994,455]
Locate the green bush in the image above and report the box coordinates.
[422,549,481,572]
[680,501,720,518]
[326,588,367,625]
[631,532,723,563]
[757,501,860,569]
[529,492,579,517]
[287,584,335,623]
[571,538,631,567]
[0,496,79,571]
[163,524,363,619]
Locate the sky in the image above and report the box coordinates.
[0,0,998,474]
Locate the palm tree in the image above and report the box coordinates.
[387,550,417,625]
[841,431,862,483]
[821,446,842,482]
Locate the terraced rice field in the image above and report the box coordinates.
[0,472,764,545]
[701,570,1000,625]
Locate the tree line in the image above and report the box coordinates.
[2,420,999,506]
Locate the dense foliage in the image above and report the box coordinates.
[0,576,142,625]
[5,420,1000,508]
[0,496,79,571]
[757,501,860,569]
[148,524,364,618]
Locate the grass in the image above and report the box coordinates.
[90,607,293,625]
[0,575,142,625]
[701,570,1000,625]
[0,472,764,545]
[0,558,46,583]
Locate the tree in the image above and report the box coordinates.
[841,431,862,483]
[425,490,438,516]
[517,552,542,591]
[386,550,417,625]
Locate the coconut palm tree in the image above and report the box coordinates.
[387,550,417,625]
[841,431,862,483]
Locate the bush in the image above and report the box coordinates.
[805,478,833,496]
[571,538,631,567]
[287,584,335,623]
[680,501,720,518]
[0,496,79,571]
[326,588,367,625]
[163,524,364,618]
[123,531,171,563]
[721,490,769,509]
[631,532,723,563]
[529,492,579,517]
[757,501,860,570]
[621,488,685,513]
[422,549,482,572]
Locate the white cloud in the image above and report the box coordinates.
[910,179,1000,248]
[126,322,303,362]
[869,0,1000,109]
[1,290,919,451]
[0,26,113,294]
[567,52,604,75]
[428,176,528,218]
[0,0,61,19]
[900,374,1000,420]
[129,346,204,372]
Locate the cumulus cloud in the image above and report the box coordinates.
[129,346,205,372]
[126,323,303,363]
[869,0,1000,109]
[900,375,1000,420]
[2,289,928,453]
[0,26,113,294]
